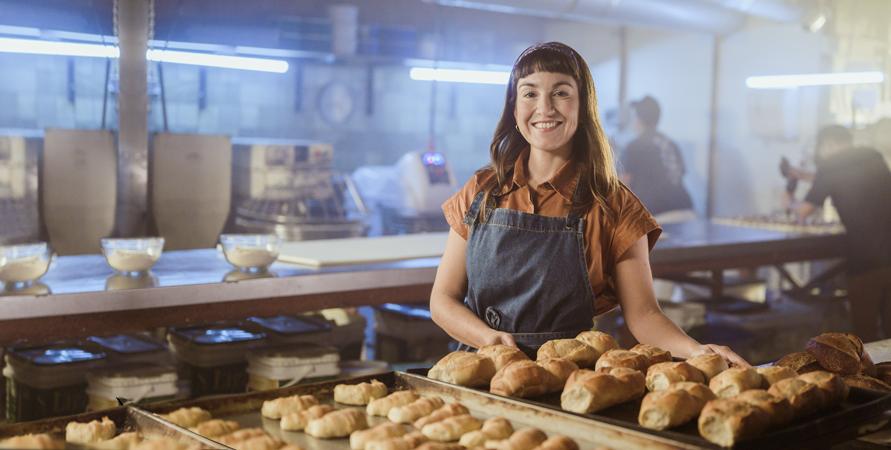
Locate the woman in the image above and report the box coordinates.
[429,42,748,367]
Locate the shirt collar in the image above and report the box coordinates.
[500,148,579,202]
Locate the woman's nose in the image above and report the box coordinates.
[538,96,555,112]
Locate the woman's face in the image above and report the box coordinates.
[514,71,580,157]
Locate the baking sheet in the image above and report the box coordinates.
[277,233,447,267]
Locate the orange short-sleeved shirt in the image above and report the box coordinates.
[442,150,661,315]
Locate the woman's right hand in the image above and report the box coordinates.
[482,330,517,348]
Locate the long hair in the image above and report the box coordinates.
[478,41,619,221]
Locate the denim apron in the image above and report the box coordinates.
[456,186,596,358]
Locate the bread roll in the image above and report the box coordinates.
[645,361,705,391]
[368,391,419,416]
[708,368,762,398]
[561,367,645,414]
[281,404,335,431]
[131,438,193,450]
[479,344,529,371]
[485,428,547,450]
[91,432,141,450]
[735,389,795,427]
[218,428,266,446]
[756,366,796,388]
[669,381,716,403]
[229,435,283,450]
[531,435,579,450]
[698,398,771,447]
[686,354,728,381]
[160,407,212,427]
[536,339,598,368]
[350,422,406,450]
[280,446,303,450]
[594,349,648,373]
[767,378,823,418]
[873,362,891,385]
[490,360,553,398]
[0,434,64,450]
[388,397,445,424]
[537,358,579,392]
[798,371,849,408]
[306,408,368,439]
[806,333,862,375]
[261,394,319,419]
[776,351,822,374]
[414,403,469,429]
[366,432,428,450]
[335,379,388,405]
[629,344,671,367]
[481,417,514,439]
[460,431,489,448]
[66,417,116,444]
[429,352,496,387]
[416,444,463,450]
[843,374,891,392]
[422,414,482,442]
[574,331,619,357]
[639,388,706,430]
[189,419,240,437]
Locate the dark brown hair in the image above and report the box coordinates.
[479,41,619,220]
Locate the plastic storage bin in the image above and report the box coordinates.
[247,345,340,391]
[86,363,179,411]
[248,311,365,360]
[4,343,106,421]
[167,325,266,397]
[87,334,172,366]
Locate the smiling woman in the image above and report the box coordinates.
[429,41,749,367]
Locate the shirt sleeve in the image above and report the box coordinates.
[804,168,829,206]
[442,172,486,240]
[608,184,662,266]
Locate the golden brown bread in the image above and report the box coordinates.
[645,361,705,391]
[415,444,463,450]
[217,428,266,446]
[698,398,771,447]
[767,378,824,418]
[531,435,579,450]
[367,391,419,416]
[805,332,862,375]
[485,428,547,450]
[459,431,490,448]
[629,344,672,367]
[366,432,428,450]
[843,374,891,392]
[797,371,849,408]
[561,367,646,414]
[734,389,795,427]
[160,407,212,427]
[189,419,240,437]
[490,360,553,398]
[775,351,822,374]
[421,414,482,442]
[413,403,470,429]
[388,396,446,423]
[638,387,708,430]
[669,381,717,403]
[261,394,319,419]
[228,435,284,450]
[536,339,598,368]
[429,352,497,387]
[686,353,729,381]
[708,368,762,398]
[478,344,530,371]
[756,366,797,388]
[65,417,116,444]
[306,408,368,439]
[873,361,891,385]
[1,433,65,449]
[537,358,579,392]
[860,351,877,377]
[594,349,648,373]
[335,379,388,405]
[92,432,141,450]
[350,422,406,450]
[281,404,335,431]
[574,331,619,357]
[481,417,514,439]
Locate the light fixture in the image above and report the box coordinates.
[0,36,288,73]
[745,71,884,89]
[409,67,509,85]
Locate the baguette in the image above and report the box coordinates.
[367,391,419,416]
[536,339,598,368]
[806,333,862,375]
[645,361,705,391]
[481,417,514,440]
[429,352,496,387]
[306,408,368,439]
[735,389,795,427]
[775,351,822,374]
[797,371,849,408]
[261,394,318,419]
[708,368,762,398]
[767,378,823,418]
[350,422,406,450]
[421,414,482,442]
[479,344,529,371]
[629,344,672,367]
[281,404,335,431]
[561,368,645,414]
[698,398,771,447]
[574,331,619,357]
[490,360,553,398]
[531,435,579,450]
[686,354,728,381]
[414,403,469,429]
[756,366,796,388]
[334,380,388,405]
[593,349,648,373]
[388,397,445,424]
[537,358,579,392]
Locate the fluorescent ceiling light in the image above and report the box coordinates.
[0,37,288,73]
[746,71,884,89]
[410,67,509,85]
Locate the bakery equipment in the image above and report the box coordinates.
[0,135,38,245]
[396,151,456,215]
[232,141,367,240]
[42,129,117,255]
[152,133,232,250]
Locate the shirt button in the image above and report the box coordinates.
[485,307,501,328]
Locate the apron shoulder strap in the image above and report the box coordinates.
[463,191,487,226]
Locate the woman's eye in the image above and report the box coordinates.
[554,90,569,97]
[522,91,536,98]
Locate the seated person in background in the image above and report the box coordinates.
[792,125,891,342]
[620,96,695,224]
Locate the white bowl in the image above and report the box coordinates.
[220,234,280,272]
[0,242,52,284]
[101,238,165,274]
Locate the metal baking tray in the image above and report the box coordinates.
[0,405,226,449]
[142,371,695,450]
[406,369,891,450]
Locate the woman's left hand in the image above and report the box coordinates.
[694,343,751,368]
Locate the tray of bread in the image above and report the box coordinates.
[420,331,891,449]
[0,404,226,449]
